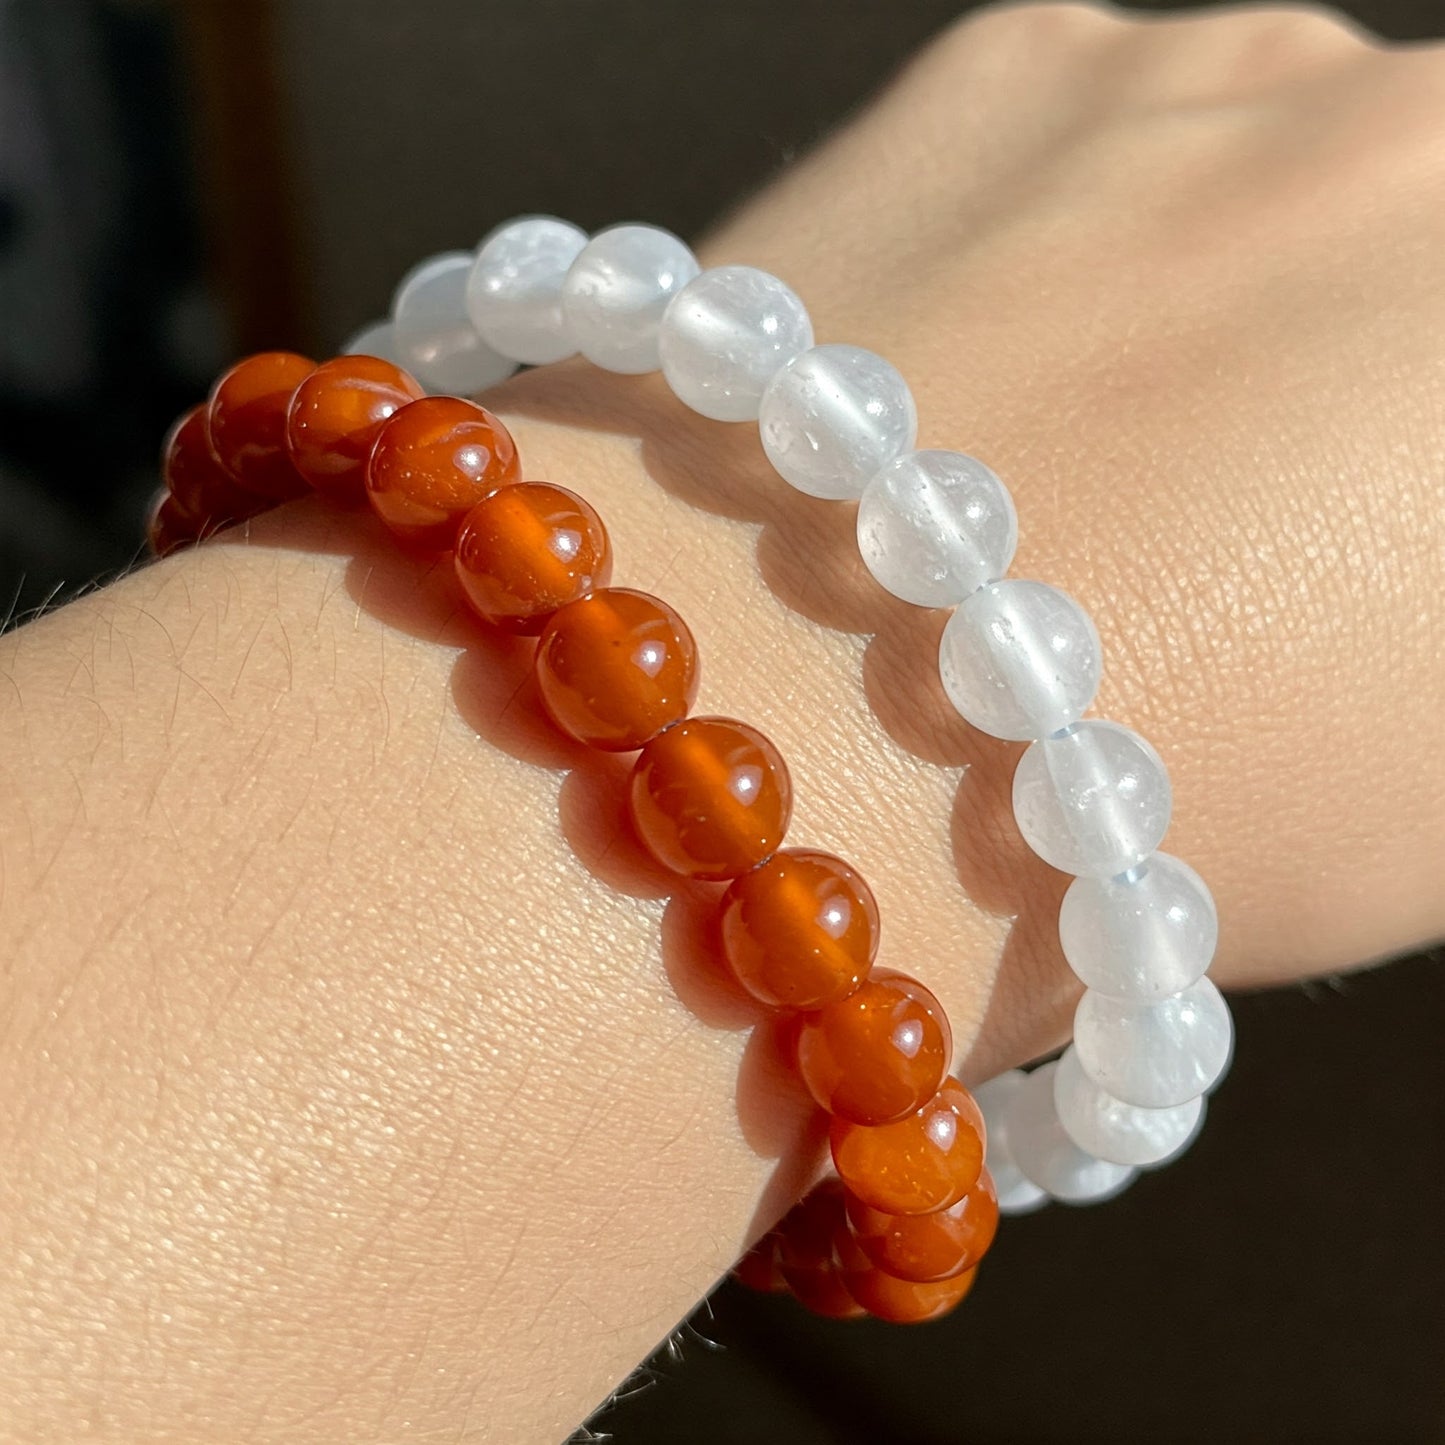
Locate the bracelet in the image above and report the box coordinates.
[149,213,1231,1326]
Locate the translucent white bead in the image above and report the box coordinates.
[465,216,588,366]
[1004,1063,1137,1204]
[657,265,813,422]
[1011,720,1172,878]
[391,251,517,395]
[938,579,1102,741]
[856,450,1018,607]
[1052,1044,1204,1167]
[757,344,917,500]
[1058,853,1218,1002]
[341,319,401,365]
[972,1071,1048,1215]
[559,223,699,374]
[1075,977,1233,1109]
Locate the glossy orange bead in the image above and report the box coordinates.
[845,1169,999,1283]
[365,395,521,551]
[731,1231,787,1295]
[162,404,264,530]
[777,1180,866,1321]
[146,492,194,558]
[535,588,698,749]
[285,354,424,497]
[454,482,612,633]
[844,1259,978,1324]
[831,1076,985,1216]
[796,970,952,1125]
[630,716,792,880]
[206,350,315,499]
[719,849,878,1010]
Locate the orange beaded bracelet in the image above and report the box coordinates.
[148,349,997,1326]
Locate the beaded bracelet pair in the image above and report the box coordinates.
[149,214,1231,1325]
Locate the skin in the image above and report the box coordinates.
[1,5,1443,1441]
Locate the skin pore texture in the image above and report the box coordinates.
[2,6,1444,1442]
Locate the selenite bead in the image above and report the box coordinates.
[466,216,588,366]
[206,351,315,500]
[831,1076,985,1216]
[1053,1043,1205,1167]
[757,344,917,501]
[365,396,521,551]
[284,355,424,498]
[1074,977,1233,1109]
[719,848,878,1010]
[778,1181,867,1320]
[340,319,402,365]
[629,716,792,880]
[658,265,813,422]
[844,1170,998,1283]
[1011,720,1173,879]
[972,1070,1048,1216]
[842,1256,979,1325]
[938,579,1103,742]
[535,588,699,750]
[392,251,517,395]
[454,481,612,633]
[795,970,952,1126]
[732,1231,787,1294]
[146,492,193,558]
[857,449,1019,608]
[1004,1062,1137,1204]
[560,223,700,374]
[1058,852,1218,1002]
[162,404,265,531]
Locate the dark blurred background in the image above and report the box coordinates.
[1,2,1442,1441]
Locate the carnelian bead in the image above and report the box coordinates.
[206,351,315,499]
[831,1076,985,1216]
[845,1170,999,1283]
[777,1180,866,1321]
[536,589,698,748]
[796,969,952,1126]
[630,716,792,880]
[285,354,424,497]
[720,849,878,1010]
[146,492,193,558]
[732,1231,787,1295]
[162,405,264,530]
[454,482,612,633]
[845,1259,978,1324]
[365,396,521,551]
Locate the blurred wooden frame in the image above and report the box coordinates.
[172,0,309,352]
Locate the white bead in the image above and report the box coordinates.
[1011,720,1172,878]
[757,344,917,500]
[1075,977,1233,1109]
[559,223,699,374]
[340,319,401,365]
[938,579,1103,741]
[657,265,813,422]
[1058,853,1218,1002]
[1053,1044,1204,1167]
[972,1071,1048,1215]
[391,251,517,395]
[466,216,588,365]
[857,450,1018,607]
[1004,1063,1137,1204]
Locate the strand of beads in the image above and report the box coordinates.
[348,213,1233,1222]
[149,348,999,1324]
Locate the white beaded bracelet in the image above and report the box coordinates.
[344,216,1233,1215]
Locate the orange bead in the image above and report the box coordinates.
[778,1180,866,1321]
[845,1169,999,1282]
[162,405,265,530]
[831,1076,985,1216]
[206,351,315,499]
[285,354,424,497]
[731,1231,787,1295]
[365,396,521,551]
[845,1259,978,1324]
[536,588,699,750]
[146,492,194,558]
[630,716,792,880]
[455,482,612,633]
[720,849,878,1010]
[795,970,951,1125]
